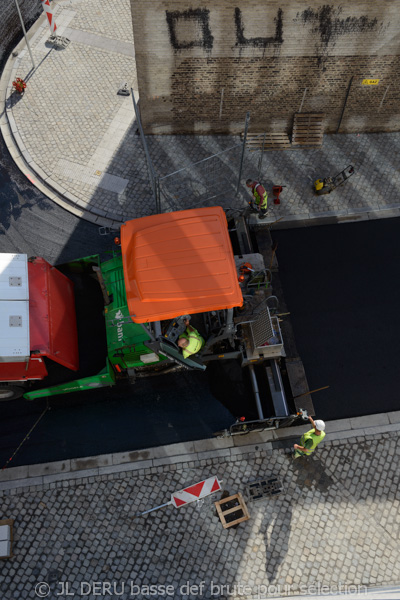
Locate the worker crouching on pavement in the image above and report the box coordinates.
[246,179,268,219]
[293,416,326,459]
[177,318,205,359]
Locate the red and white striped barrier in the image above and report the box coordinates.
[171,476,222,508]
[40,0,57,35]
[134,475,222,518]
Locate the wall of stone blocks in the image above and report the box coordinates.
[130,0,400,134]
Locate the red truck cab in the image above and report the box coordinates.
[0,254,79,400]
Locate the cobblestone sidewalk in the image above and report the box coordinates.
[1,0,400,226]
[1,427,399,600]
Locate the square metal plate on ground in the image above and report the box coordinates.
[247,478,283,501]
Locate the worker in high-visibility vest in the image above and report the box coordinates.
[293,416,326,458]
[246,179,268,219]
[177,318,205,359]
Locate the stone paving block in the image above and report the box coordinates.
[28,461,71,478]
[71,454,112,471]
[360,423,400,437]
[0,475,43,491]
[43,469,99,485]
[0,465,31,484]
[195,449,232,462]
[387,411,400,424]
[153,454,198,468]
[230,444,272,457]
[193,438,234,453]
[98,459,153,475]
[152,442,196,459]
[111,448,156,465]
[324,417,352,433]
[350,414,390,429]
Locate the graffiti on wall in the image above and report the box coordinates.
[165,5,385,66]
[234,8,283,49]
[294,5,383,67]
[166,7,284,52]
[166,8,214,50]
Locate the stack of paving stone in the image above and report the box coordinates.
[0,519,13,559]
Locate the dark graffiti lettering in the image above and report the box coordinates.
[295,5,380,47]
[235,7,284,48]
[166,8,214,51]
[294,5,382,70]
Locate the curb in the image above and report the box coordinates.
[0,6,122,229]
[264,206,400,229]
[1,410,399,492]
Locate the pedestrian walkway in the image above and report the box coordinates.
[1,0,400,227]
[1,412,400,599]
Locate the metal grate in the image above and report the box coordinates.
[250,308,274,349]
[247,478,283,501]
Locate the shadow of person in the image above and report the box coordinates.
[262,496,293,584]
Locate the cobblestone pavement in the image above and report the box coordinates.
[1,427,399,600]
[1,0,400,226]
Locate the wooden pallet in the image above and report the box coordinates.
[215,493,250,529]
[292,113,324,147]
[242,132,291,151]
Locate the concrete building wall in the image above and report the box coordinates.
[130,1,400,134]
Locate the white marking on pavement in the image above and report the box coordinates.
[87,95,136,179]
[55,159,129,194]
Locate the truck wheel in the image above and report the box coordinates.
[0,385,25,401]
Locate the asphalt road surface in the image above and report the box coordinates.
[272,218,400,422]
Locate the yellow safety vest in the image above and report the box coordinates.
[253,183,268,209]
[300,428,326,454]
[179,328,205,359]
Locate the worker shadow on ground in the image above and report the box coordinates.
[289,455,335,494]
[261,451,334,584]
[272,439,336,495]
[261,495,293,584]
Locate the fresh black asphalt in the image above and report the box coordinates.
[272,217,400,421]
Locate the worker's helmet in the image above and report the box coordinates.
[314,419,326,431]
[246,179,253,186]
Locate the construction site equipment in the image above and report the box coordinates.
[243,132,291,152]
[134,476,222,517]
[247,478,283,501]
[292,113,324,148]
[314,165,355,195]
[215,493,250,529]
[0,206,314,439]
[272,185,284,205]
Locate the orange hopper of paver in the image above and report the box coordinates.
[120,207,243,324]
